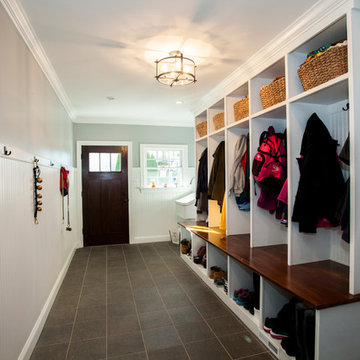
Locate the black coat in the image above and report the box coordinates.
[292,113,345,233]
[195,148,208,213]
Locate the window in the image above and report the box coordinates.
[89,153,121,172]
[140,144,188,188]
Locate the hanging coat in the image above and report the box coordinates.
[208,141,225,209]
[195,148,208,213]
[229,135,247,196]
[292,113,345,233]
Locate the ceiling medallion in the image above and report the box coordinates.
[155,50,196,87]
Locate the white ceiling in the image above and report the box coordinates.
[19,0,318,127]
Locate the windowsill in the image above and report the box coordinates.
[137,186,192,192]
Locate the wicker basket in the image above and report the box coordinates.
[297,45,348,91]
[196,121,207,138]
[260,77,286,109]
[233,97,249,121]
[213,112,224,130]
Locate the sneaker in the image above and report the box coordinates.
[263,317,277,333]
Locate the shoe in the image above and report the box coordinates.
[209,266,220,279]
[181,239,190,254]
[270,327,289,340]
[213,269,227,280]
[214,278,225,286]
[263,317,277,333]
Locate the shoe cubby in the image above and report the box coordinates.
[249,57,286,116]
[287,16,347,99]
[208,132,225,228]
[207,242,227,277]
[228,257,260,326]
[206,242,229,302]
[191,232,208,277]
[226,82,249,127]
[208,99,225,134]
[250,106,288,247]
[259,278,295,358]
[226,125,250,235]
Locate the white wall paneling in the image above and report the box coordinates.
[131,168,195,244]
[0,155,79,360]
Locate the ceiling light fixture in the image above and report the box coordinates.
[155,50,196,87]
[176,100,183,105]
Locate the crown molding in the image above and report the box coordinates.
[0,0,76,120]
[192,0,353,116]
[74,116,194,128]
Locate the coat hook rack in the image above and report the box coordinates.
[342,103,349,111]
[3,146,12,156]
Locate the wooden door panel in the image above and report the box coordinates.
[82,145,129,246]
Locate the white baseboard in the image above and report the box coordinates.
[132,235,170,244]
[18,247,76,360]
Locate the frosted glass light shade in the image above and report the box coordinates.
[155,51,196,87]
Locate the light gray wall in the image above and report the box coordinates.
[73,123,195,167]
[0,4,78,360]
[0,4,73,166]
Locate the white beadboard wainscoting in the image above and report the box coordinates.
[131,167,195,244]
[0,156,80,360]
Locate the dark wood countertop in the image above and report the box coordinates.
[178,221,360,309]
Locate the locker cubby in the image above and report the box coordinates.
[288,93,349,266]
[226,82,249,127]
[287,16,347,99]
[208,99,225,134]
[191,233,207,276]
[228,258,255,299]
[195,110,207,140]
[207,242,227,278]
[226,125,250,235]
[250,105,287,247]
[259,278,295,358]
[208,133,225,228]
[250,57,286,115]
[228,258,260,323]
[195,137,208,222]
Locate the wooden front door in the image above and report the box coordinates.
[82,145,129,246]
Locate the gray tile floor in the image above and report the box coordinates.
[30,242,275,360]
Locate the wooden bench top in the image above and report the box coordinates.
[179,221,360,309]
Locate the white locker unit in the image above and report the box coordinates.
[186,2,360,360]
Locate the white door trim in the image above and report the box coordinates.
[76,140,133,246]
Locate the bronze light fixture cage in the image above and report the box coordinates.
[155,50,197,87]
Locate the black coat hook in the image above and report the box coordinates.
[3,146,11,156]
[342,103,349,111]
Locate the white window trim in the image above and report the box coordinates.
[140,144,188,189]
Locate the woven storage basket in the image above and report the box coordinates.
[196,121,207,138]
[213,112,225,130]
[260,77,286,109]
[233,97,249,121]
[297,45,348,91]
